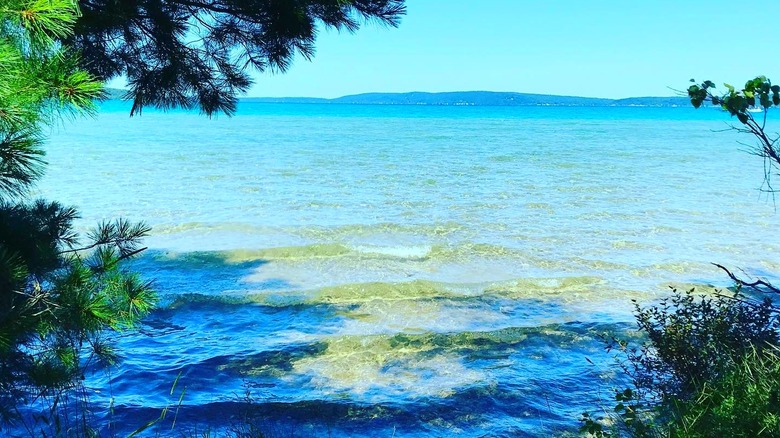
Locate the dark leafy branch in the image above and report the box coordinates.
[688,77,780,297]
[68,0,407,116]
[688,77,780,191]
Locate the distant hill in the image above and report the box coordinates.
[245,91,692,107]
[105,89,693,107]
[611,96,692,107]
[103,88,127,100]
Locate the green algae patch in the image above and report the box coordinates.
[338,300,456,331]
[239,280,463,307]
[164,293,246,309]
[311,280,457,305]
[760,260,780,272]
[567,257,630,271]
[525,202,555,213]
[291,325,603,397]
[484,276,605,299]
[305,326,598,367]
[610,240,662,251]
[292,332,487,397]
[159,290,306,309]
[223,244,352,262]
[294,221,466,240]
[335,308,381,322]
[221,344,327,378]
[153,243,352,265]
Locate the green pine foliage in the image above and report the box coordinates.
[0,1,155,433]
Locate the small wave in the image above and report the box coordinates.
[577,212,645,221]
[428,242,524,261]
[293,221,469,240]
[564,257,630,271]
[488,154,517,163]
[154,241,540,266]
[525,202,555,213]
[631,261,709,277]
[349,244,433,259]
[238,244,352,260]
[153,221,277,235]
[485,276,605,298]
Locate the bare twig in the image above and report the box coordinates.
[712,263,780,294]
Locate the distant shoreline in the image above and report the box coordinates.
[105,88,695,108]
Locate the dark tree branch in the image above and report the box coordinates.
[712,263,780,294]
[69,0,406,116]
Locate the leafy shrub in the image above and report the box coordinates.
[621,287,780,402]
[581,287,780,437]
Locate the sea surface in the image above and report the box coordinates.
[34,102,780,436]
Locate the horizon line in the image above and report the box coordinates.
[104,87,685,101]
[242,90,686,100]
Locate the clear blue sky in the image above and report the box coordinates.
[244,0,780,99]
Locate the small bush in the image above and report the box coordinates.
[581,287,780,437]
[616,287,780,402]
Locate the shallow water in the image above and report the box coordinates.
[33,102,779,436]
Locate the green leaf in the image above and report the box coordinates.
[761,93,771,108]
[745,77,765,92]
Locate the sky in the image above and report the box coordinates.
[242,0,780,99]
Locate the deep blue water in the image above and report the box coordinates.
[26,102,780,436]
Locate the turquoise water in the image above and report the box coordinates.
[36,102,779,436]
